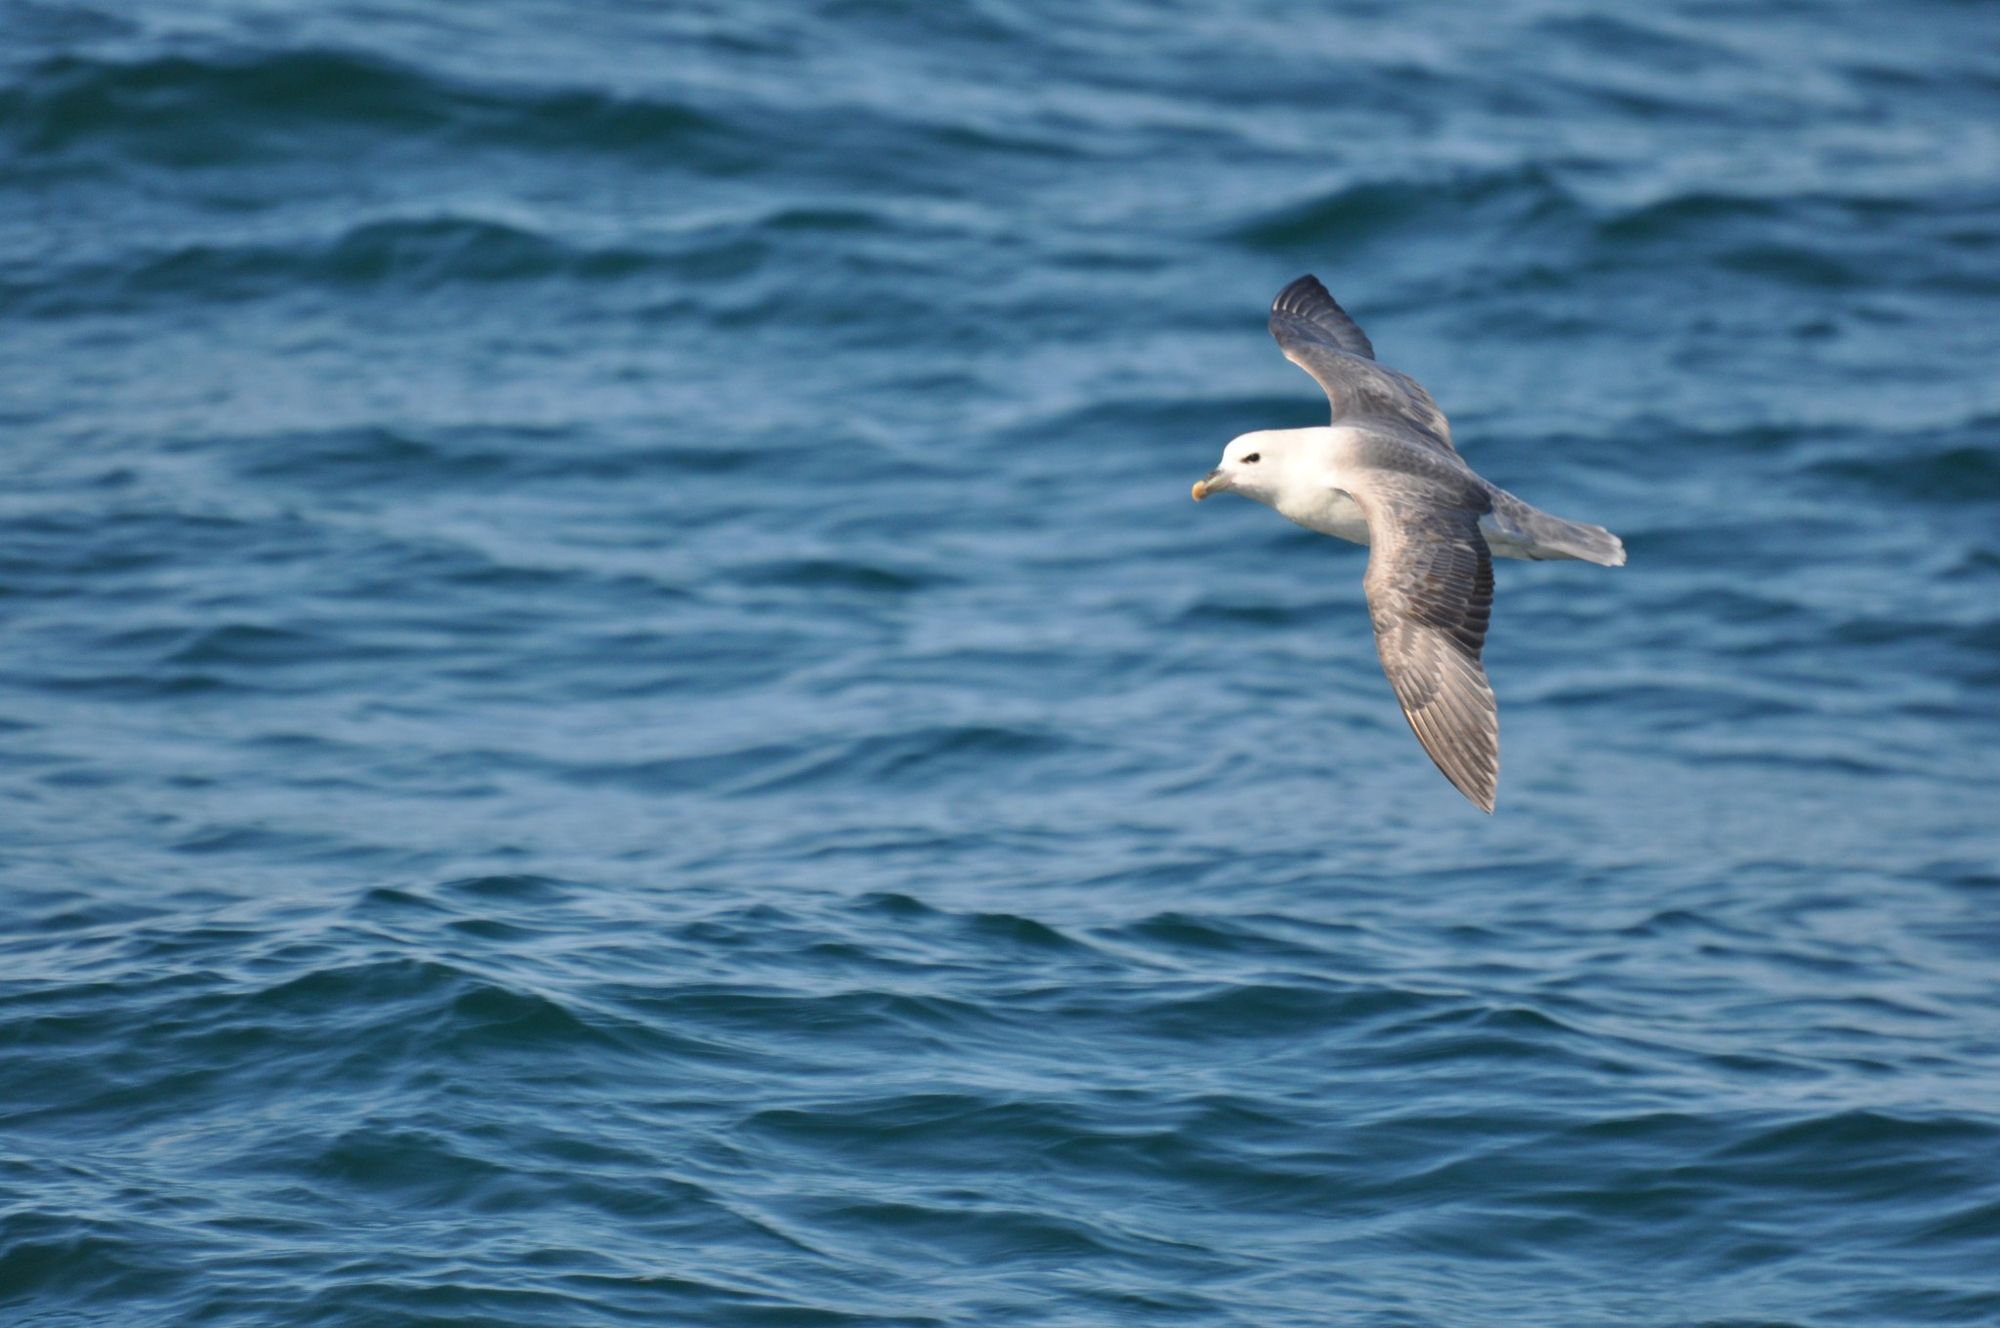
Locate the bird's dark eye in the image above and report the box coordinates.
[1243,452,1261,464]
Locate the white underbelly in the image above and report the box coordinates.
[1280,495,1535,556]
[1280,487,1371,544]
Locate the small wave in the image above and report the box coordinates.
[1911,1195,2000,1245]
[316,216,657,284]
[1110,910,1338,964]
[1535,13,1746,74]
[738,557,950,595]
[0,1210,173,1309]
[230,424,509,488]
[1717,242,1864,289]
[9,216,689,315]
[1128,980,1437,1043]
[22,669,239,702]
[442,981,636,1055]
[732,725,1075,795]
[804,1194,1125,1262]
[1596,191,1788,243]
[163,622,327,668]
[962,910,1087,953]
[436,873,578,904]
[1712,1108,1999,1174]
[8,194,982,312]
[1,47,731,165]
[1228,164,1582,252]
[633,987,1004,1048]
[1804,439,2000,504]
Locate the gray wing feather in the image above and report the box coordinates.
[1269,275,1457,456]
[1350,474,1499,812]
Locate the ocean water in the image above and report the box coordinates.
[4,1,1999,1323]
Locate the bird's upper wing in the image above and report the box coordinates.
[1269,275,1456,455]
[1348,469,1498,812]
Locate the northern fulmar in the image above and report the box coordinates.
[1193,275,1625,813]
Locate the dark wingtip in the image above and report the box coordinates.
[1268,274,1375,360]
[1271,273,1327,315]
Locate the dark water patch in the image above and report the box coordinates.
[1911,1196,2000,1245]
[435,874,577,905]
[2,48,465,159]
[635,987,1007,1052]
[1669,586,1812,628]
[733,725,1076,795]
[441,982,635,1057]
[1805,440,2000,504]
[562,743,817,796]
[0,508,276,588]
[302,217,653,286]
[1713,1108,2000,1169]
[18,663,252,707]
[745,1092,1099,1169]
[1373,1002,1629,1074]
[1543,679,1812,724]
[0,2,136,49]
[10,217,689,314]
[1124,980,1436,1045]
[1620,516,1828,569]
[231,425,513,489]
[759,204,907,235]
[1718,243,1865,289]
[851,891,940,921]
[1934,860,2000,892]
[1538,13,1748,75]
[1229,164,1583,252]
[829,895,1096,961]
[303,1124,517,1206]
[1045,1129,1348,1212]
[163,623,335,668]
[537,628,823,700]
[738,557,950,595]
[2,896,167,936]
[1816,614,2000,691]
[171,823,368,857]
[358,888,458,920]
[0,1209,194,1311]
[444,916,545,944]
[243,956,474,1021]
[0,47,736,168]
[1110,910,1340,966]
[1166,595,1306,629]
[1600,190,1879,246]
[962,910,1086,954]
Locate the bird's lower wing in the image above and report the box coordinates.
[1351,479,1498,812]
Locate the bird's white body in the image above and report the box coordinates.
[1240,427,1374,542]
[1216,426,1571,561]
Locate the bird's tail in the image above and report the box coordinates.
[1488,493,1627,566]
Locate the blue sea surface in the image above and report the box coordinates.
[5,2,2000,1324]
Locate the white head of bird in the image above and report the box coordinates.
[1190,428,1322,506]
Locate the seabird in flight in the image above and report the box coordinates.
[1192,275,1625,812]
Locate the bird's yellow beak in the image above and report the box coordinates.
[1191,469,1226,502]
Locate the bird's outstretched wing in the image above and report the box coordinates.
[1269,275,1456,455]
[1349,472,1498,812]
